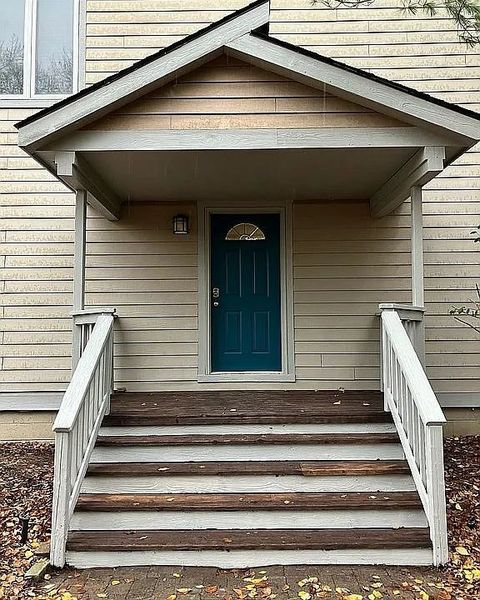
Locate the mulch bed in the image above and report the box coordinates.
[0,437,479,599]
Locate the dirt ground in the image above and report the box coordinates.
[0,437,479,600]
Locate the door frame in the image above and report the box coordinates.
[198,200,295,383]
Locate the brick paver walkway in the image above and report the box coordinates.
[41,564,453,600]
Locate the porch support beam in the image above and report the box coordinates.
[46,127,452,153]
[410,185,426,365]
[369,146,445,218]
[72,190,87,369]
[55,152,122,221]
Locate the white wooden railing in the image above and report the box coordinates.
[379,305,448,566]
[50,310,116,567]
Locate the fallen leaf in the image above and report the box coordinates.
[456,546,470,556]
[177,588,193,594]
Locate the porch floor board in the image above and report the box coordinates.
[105,390,388,426]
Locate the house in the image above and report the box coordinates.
[1,0,480,570]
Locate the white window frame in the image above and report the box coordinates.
[0,0,80,106]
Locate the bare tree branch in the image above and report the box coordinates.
[312,0,480,45]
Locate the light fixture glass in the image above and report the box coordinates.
[173,214,189,235]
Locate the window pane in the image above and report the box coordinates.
[0,0,25,95]
[35,0,74,94]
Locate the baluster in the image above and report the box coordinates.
[404,387,412,445]
[387,341,394,401]
[68,429,76,491]
[413,403,421,469]
[419,422,427,485]
[78,396,86,458]
[398,372,405,425]
[83,396,89,452]
[393,356,400,412]
[94,364,100,414]
[74,424,81,483]
[100,350,106,401]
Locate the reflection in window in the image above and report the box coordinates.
[226,223,266,241]
[35,0,74,94]
[0,0,25,94]
[0,0,75,98]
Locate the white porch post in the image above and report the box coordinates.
[410,186,426,365]
[72,189,87,370]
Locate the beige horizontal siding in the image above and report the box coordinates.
[269,0,480,396]
[0,109,75,392]
[84,0,248,84]
[86,57,402,131]
[1,0,479,397]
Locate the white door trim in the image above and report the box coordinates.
[197,200,295,383]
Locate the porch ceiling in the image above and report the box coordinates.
[74,147,415,203]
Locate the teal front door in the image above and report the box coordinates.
[210,213,282,372]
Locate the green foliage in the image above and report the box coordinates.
[313,0,480,46]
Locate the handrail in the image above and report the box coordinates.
[50,311,115,567]
[379,306,448,566]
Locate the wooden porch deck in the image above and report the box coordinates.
[104,390,388,426]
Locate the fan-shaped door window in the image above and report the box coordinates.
[225,222,265,241]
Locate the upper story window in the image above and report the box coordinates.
[0,0,77,99]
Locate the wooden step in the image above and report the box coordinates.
[96,432,399,446]
[67,527,431,552]
[87,459,410,477]
[104,390,389,426]
[76,491,422,512]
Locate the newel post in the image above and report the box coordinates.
[72,190,87,371]
[425,424,449,565]
[410,186,426,366]
[50,431,71,567]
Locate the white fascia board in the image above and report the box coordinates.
[17,0,269,150]
[225,34,480,144]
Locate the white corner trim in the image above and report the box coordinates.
[197,200,295,383]
[18,0,270,149]
[0,392,64,412]
[225,33,480,144]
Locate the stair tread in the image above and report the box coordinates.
[96,432,399,447]
[67,527,431,552]
[76,491,422,511]
[105,391,390,426]
[87,459,410,477]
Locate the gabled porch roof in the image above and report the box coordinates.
[15,0,480,221]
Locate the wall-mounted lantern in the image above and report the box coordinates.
[173,214,189,235]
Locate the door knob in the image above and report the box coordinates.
[212,287,220,299]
